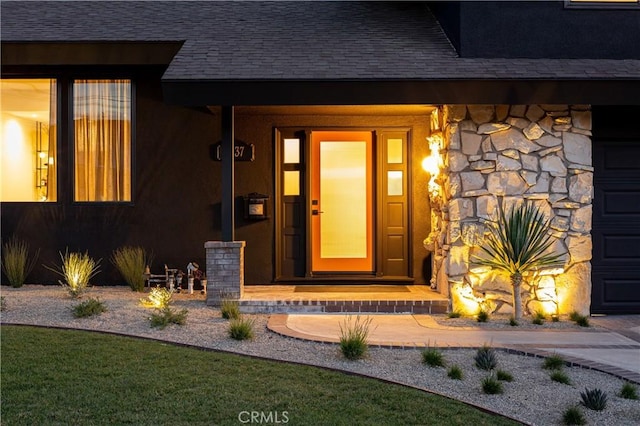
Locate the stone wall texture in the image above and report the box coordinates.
[427,105,592,316]
[205,241,246,306]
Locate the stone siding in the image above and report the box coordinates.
[426,105,592,316]
[205,241,245,306]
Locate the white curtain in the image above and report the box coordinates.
[74,79,131,201]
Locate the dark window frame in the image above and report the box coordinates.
[565,0,640,9]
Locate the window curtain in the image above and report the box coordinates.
[74,79,131,201]
[47,79,57,201]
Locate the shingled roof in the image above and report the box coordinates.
[2,1,639,104]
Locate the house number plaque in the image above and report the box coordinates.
[211,139,255,162]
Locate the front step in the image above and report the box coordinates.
[239,299,448,314]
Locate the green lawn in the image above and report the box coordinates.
[1,326,520,425]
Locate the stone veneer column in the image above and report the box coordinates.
[205,241,245,306]
[428,105,593,316]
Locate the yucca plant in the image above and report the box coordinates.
[45,249,101,298]
[111,246,151,292]
[471,201,565,320]
[1,237,40,288]
[474,344,498,371]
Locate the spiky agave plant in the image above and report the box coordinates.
[472,201,565,320]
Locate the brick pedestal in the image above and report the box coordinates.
[205,241,245,306]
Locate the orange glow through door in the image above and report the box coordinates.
[311,131,373,272]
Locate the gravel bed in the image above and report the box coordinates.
[2,286,639,426]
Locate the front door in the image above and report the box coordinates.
[310,131,374,273]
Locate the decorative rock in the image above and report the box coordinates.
[449,198,474,221]
[571,128,592,137]
[468,105,495,124]
[570,205,592,233]
[540,155,567,177]
[555,262,591,316]
[563,132,592,165]
[521,154,539,171]
[553,124,572,132]
[557,209,571,217]
[552,201,581,209]
[549,193,567,203]
[491,128,542,154]
[477,123,511,134]
[461,131,483,155]
[523,122,545,140]
[569,173,593,204]
[475,270,513,295]
[449,221,461,244]
[554,116,572,125]
[448,151,469,172]
[538,146,563,157]
[566,235,592,263]
[502,149,520,160]
[495,105,510,121]
[520,170,538,186]
[462,189,491,197]
[481,137,493,153]
[568,164,594,172]
[469,160,495,171]
[468,155,482,162]
[486,171,527,195]
[551,216,570,232]
[483,153,497,161]
[525,104,546,122]
[506,117,530,129]
[538,116,554,134]
[449,174,461,198]
[460,120,478,132]
[524,193,550,200]
[527,172,550,193]
[461,222,485,247]
[447,245,469,276]
[536,135,562,147]
[477,195,498,219]
[447,105,467,122]
[448,123,461,149]
[571,110,592,130]
[509,105,527,117]
[497,155,522,171]
[551,176,568,193]
[460,171,485,192]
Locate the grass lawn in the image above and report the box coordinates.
[1,326,519,425]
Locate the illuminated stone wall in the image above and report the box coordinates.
[426,105,593,316]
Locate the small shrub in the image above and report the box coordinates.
[534,310,546,321]
[575,316,590,327]
[476,309,489,323]
[552,314,560,322]
[111,246,151,292]
[532,316,544,325]
[228,316,255,340]
[421,346,445,368]
[1,237,40,288]
[339,315,373,360]
[580,387,607,411]
[562,406,586,425]
[618,382,638,400]
[447,365,463,380]
[45,249,101,298]
[550,370,572,385]
[221,298,241,320]
[496,369,513,382]
[543,354,566,370]
[569,311,590,327]
[73,298,107,318]
[481,375,503,394]
[140,287,173,309]
[508,316,519,327]
[474,344,498,371]
[150,307,188,329]
[447,310,462,318]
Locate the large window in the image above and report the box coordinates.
[1,79,57,202]
[73,79,131,202]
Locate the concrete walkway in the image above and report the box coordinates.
[268,313,640,384]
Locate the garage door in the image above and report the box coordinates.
[592,138,640,314]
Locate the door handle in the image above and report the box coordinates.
[312,210,324,215]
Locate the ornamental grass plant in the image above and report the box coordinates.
[339,315,373,360]
[45,249,101,298]
[111,246,151,292]
[1,237,40,288]
[72,298,107,318]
